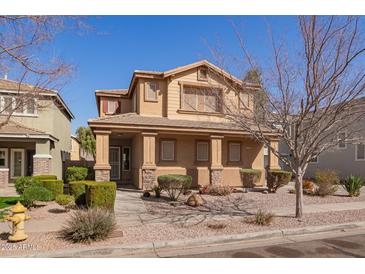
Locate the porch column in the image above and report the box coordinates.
[94,130,111,182]
[210,135,224,185]
[141,132,157,190]
[33,140,52,176]
[269,140,281,169]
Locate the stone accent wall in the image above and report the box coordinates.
[95,169,110,182]
[33,157,52,176]
[0,168,9,188]
[210,168,223,185]
[142,169,156,190]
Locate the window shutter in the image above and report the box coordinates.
[115,101,121,114]
[103,100,108,114]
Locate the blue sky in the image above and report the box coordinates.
[52,16,298,133]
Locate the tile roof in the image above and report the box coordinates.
[89,112,253,132]
[0,79,56,94]
[0,120,46,135]
[95,89,129,96]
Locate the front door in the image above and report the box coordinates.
[26,150,36,176]
[121,146,132,183]
[11,149,25,178]
[109,147,120,180]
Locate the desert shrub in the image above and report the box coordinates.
[55,194,76,211]
[240,169,262,188]
[22,185,53,207]
[267,170,292,193]
[33,175,57,181]
[14,176,42,194]
[85,181,117,210]
[60,208,116,243]
[314,170,339,196]
[342,175,363,197]
[41,180,64,197]
[66,166,88,182]
[247,209,274,226]
[207,221,227,230]
[152,186,162,198]
[158,174,192,201]
[69,181,87,206]
[200,185,232,196]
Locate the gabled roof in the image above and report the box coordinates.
[0,79,74,119]
[95,89,128,97]
[95,60,262,100]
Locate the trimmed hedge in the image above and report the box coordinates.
[41,180,64,197]
[267,170,292,193]
[240,169,262,188]
[158,174,192,201]
[66,166,88,182]
[55,194,75,206]
[33,175,57,181]
[22,185,54,207]
[69,181,87,206]
[69,181,116,209]
[85,182,117,210]
[14,176,42,194]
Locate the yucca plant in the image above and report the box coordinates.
[342,175,363,197]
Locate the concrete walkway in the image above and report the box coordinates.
[0,185,18,197]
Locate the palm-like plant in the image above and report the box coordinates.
[342,175,363,197]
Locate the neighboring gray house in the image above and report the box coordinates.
[0,79,74,187]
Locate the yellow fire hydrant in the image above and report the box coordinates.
[5,201,31,242]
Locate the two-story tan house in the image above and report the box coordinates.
[0,79,74,187]
[88,60,280,189]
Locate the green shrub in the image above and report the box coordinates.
[152,185,162,198]
[267,170,292,193]
[66,166,88,182]
[314,170,339,196]
[85,182,117,210]
[240,169,262,188]
[157,174,192,201]
[22,185,53,207]
[33,175,57,181]
[14,176,42,194]
[41,180,64,197]
[69,181,87,206]
[60,208,116,243]
[55,194,76,211]
[246,209,274,226]
[341,175,363,197]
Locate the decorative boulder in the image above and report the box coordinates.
[186,194,203,207]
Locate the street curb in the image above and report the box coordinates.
[18,220,365,258]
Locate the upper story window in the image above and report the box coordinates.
[0,95,37,115]
[239,91,251,109]
[182,86,221,113]
[338,132,347,149]
[198,67,208,81]
[145,82,159,102]
[104,99,120,115]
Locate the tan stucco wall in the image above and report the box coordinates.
[137,79,167,117]
[9,98,72,179]
[70,138,80,161]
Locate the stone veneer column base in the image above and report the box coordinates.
[33,155,52,176]
[95,169,110,182]
[0,168,9,188]
[210,168,223,185]
[142,168,156,190]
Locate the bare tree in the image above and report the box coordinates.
[0,16,85,128]
[209,16,365,218]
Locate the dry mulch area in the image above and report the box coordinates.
[2,208,365,257]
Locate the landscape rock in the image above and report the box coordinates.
[186,194,204,207]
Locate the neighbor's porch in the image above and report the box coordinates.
[93,129,280,190]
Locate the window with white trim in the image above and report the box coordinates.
[107,100,118,114]
[356,144,365,161]
[0,148,8,168]
[0,95,36,115]
[160,140,175,161]
[196,141,209,161]
[182,86,221,112]
[338,132,347,149]
[145,82,158,102]
[229,142,241,162]
[239,92,250,109]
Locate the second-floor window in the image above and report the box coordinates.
[338,132,347,149]
[104,100,120,115]
[0,95,37,115]
[239,91,250,109]
[145,82,158,102]
[182,86,221,113]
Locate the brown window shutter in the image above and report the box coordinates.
[115,101,121,114]
[103,100,108,114]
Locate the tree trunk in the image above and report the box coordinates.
[295,170,304,218]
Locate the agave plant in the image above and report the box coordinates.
[342,175,363,197]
